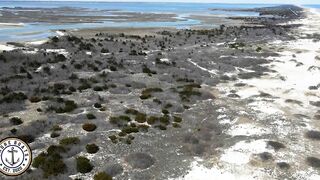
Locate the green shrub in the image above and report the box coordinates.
[173,116,182,123]
[51,125,62,131]
[50,132,60,138]
[82,123,97,132]
[55,100,77,113]
[59,137,80,146]
[256,47,262,52]
[172,123,181,128]
[29,96,41,103]
[94,103,102,108]
[76,156,93,173]
[47,145,67,155]
[140,88,163,100]
[94,172,113,180]
[93,86,103,91]
[32,152,66,178]
[162,109,169,115]
[135,112,147,123]
[125,108,139,115]
[159,115,170,125]
[164,103,173,109]
[147,116,158,125]
[122,126,139,134]
[17,135,34,143]
[10,117,23,125]
[306,157,320,168]
[110,115,131,127]
[1,92,27,103]
[86,144,99,154]
[86,113,96,119]
[155,124,167,130]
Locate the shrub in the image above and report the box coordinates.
[140,88,163,100]
[94,172,113,180]
[172,122,181,128]
[147,116,158,125]
[47,145,67,155]
[101,48,109,53]
[55,100,78,113]
[135,112,147,123]
[82,123,97,132]
[267,141,285,151]
[93,86,103,91]
[142,65,156,74]
[50,132,60,138]
[29,96,41,103]
[1,92,27,103]
[32,152,66,178]
[17,135,34,143]
[305,130,320,140]
[162,109,169,115]
[277,162,290,169]
[86,113,96,119]
[173,116,182,123]
[86,144,99,154]
[63,100,77,112]
[51,125,62,131]
[121,126,139,134]
[94,103,102,108]
[76,156,93,173]
[306,157,320,168]
[109,116,131,126]
[155,124,167,130]
[59,137,80,146]
[125,108,138,115]
[164,103,173,109]
[10,117,23,125]
[256,47,262,52]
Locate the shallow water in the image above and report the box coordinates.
[0,1,272,42]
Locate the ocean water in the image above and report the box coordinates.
[0,1,318,42]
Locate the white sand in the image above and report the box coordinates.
[177,8,320,180]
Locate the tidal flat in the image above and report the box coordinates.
[0,4,320,180]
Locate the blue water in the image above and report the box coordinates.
[0,1,318,42]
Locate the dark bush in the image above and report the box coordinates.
[173,116,182,123]
[147,116,158,125]
[76,156,93,173]
[86,113,96,119]
[32,151,66,178]
[140,88,163,99]
[277,162,290,169]
[94,103,102,108]
[1,92,27,103]
[267,141,285,151]
[10,117,23,125]
[82,123,97,132]
[94,172,113,180]
[122,126,139,134]
[86,144,99,154]
[125,108,139,115]
[17,135,34,143]
[29,96,42,103]
[50,132,60,138]
[135,112,147,123]
[59,137,80,146]
[306,157,320,168]
[305,130,320,140]
[51,125,62,131]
